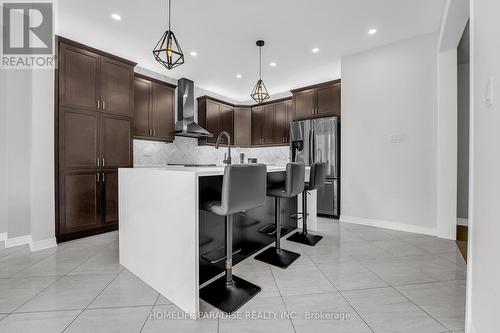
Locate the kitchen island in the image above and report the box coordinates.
[118,165,316,318]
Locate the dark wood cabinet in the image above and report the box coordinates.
[293,89,315,120]
[56,37,136,242]
[101,114,132,168]
[251,98,292,146]
[316,82,341,116]
[100,57,134,116]
[285,99,294,141]
[234,107,251,147]
[132,78,151,138]
[132,74,176,142]
[273,101,287,144]
[291,80,341,120]
[198,97,234,145]
[59,43,99,111]
[59,108,99,169]
[59,171,101,235]
[102,170,118,225]
[251,106,264,145]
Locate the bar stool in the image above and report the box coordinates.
[288,162,328,246]
[199,164,267,314]
[254,162,305,269]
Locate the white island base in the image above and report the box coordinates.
[119,165,316,318]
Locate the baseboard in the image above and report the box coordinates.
[0,232,7,242]
[339,215,437,236]
[5,234,33,248]
[457,218,469,226]
[30,237,57,252]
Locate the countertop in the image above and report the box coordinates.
[129,164,292,177]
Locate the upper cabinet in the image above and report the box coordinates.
[291,80,341,120]
[132,74,176,142]
[59,41,134,116]
[251,98,293,146]
[197,96,234,145]
[234,107,252,147]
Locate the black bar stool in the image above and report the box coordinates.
[199,164,267,314]
[288,162,328,246]
[254,162,305,269]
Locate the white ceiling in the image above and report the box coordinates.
[57,0,446,102]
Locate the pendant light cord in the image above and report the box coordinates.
[168,0,171,30]
[259,46,262,79]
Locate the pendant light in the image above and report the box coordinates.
[251,40,270,103]
[152,0,184,70]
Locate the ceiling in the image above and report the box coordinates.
[57,0,446,102]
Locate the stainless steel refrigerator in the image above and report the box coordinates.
[290,117,340,217]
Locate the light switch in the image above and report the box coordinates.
[486,77,494,107]
[389,134,403,144]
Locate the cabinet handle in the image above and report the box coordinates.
[97,158,100,166]
[96,173,100,182]
[153,129,156,136]
[97,100,100,109]
[102,158,105,167]
[102,101,106,110]
[102,173,105,182]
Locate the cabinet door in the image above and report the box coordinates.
[60,108,99,169]
[59,171,100,235]
[251,106,264,145]
[102,170,118,225]
[220,104,234,145]
[285,99,294,143]
[273,101,287,144]
[152,83,175,141]
[263,104,275,144]
[316,82,341,116]
[293,89,315,120]
[101,114,131,168]
[206,100,221,143]
[133,78,151,138]
[234,108,251,147]
[100,57,134,116]
[59,43,99,111]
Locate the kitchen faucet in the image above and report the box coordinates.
[215,131,231,164]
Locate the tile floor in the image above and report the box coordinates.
[0,218,466,333]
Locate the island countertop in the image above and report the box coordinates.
[118,163,316,318]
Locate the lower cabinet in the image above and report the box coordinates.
[59,171,101,236]
[58,169,120,240]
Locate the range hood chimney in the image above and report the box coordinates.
[175,78,213,138]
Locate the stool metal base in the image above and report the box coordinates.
[254,247,300,269]
[287,232,323,246]
[200,275,261,314]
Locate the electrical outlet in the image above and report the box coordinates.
[389,134,403,144]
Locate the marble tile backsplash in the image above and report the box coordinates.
[134,137,290,166]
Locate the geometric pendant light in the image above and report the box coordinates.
[152,0,185,70]
[250,40,270,103]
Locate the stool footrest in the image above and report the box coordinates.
[258,224,286,236]
[200,275,261,314]
[201,247,242,264]
[289,212,308,220]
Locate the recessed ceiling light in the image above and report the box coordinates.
[111,13,121,21]
[236,74,242,79]
[190,51,197,57]
[368,28,377,35]
[312,47,320,53]
[270,62,277,67]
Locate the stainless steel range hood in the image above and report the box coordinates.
[175,78,213,138]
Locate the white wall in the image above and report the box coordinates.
[5,70,33,239]
[0,70,7,237]
[340,34,438,235]
[467,0,500,331]
[30,70,56,245]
